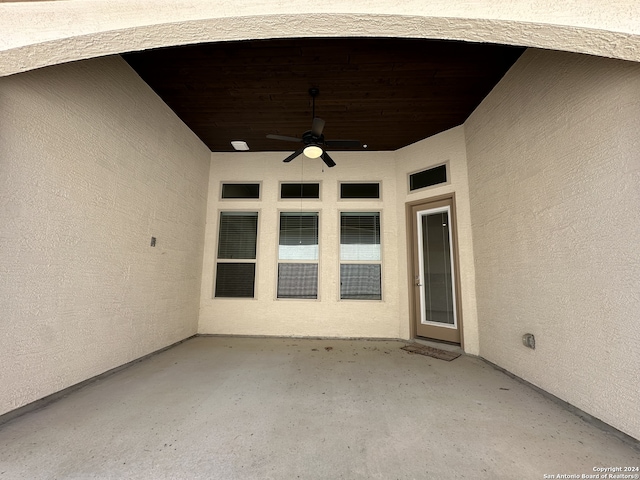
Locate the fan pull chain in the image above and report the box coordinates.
[300,154,304,218]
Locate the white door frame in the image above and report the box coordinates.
[416,205,458,330]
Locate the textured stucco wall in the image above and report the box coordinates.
[395,127,479,354]
[0,1,639,77]
[0,56,211,416]
[199,134,476,344]
[465,49,640,439]
[199,151,403,338]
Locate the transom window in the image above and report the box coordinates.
[340,182,380,199]
[280,183,320,199]
[221,183,260,199]
[409,164,447,191]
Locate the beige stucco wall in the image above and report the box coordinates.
[199,132,477,347]
[395,127,479,354]
[0,56,211,416]
[1,1,639,77]
[199,151,403,338]
[464,49,640,439]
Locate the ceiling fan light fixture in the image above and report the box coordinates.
[303,145,323,159]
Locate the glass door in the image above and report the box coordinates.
[412,200,460,343]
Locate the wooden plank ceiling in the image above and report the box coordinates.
[123,38,524,152]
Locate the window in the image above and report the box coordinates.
[409,164,447,191]
[221,183,260,199]
[280,183,320,199]
[340,212,382,300]
[277,212,319,299]
[340,182,380,199]
[214,212,258,298]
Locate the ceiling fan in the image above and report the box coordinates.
[266,88,362,168]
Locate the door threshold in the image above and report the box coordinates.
[412,337,463,354]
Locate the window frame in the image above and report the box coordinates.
[275,209,321,301]
[338,210,383,302]
[213,209,260,299]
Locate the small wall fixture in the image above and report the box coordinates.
[231,141,249,151]
[522,333,535,349]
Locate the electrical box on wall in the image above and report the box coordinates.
[522,333,535,349]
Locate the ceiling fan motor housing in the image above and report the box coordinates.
[302,131,324,146]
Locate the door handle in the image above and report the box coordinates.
[416,282,422,286]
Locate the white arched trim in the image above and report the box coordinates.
[1,6,639,77]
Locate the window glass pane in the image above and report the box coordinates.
[217,212,258,259]
[277,263,318,299]
[280,183,320,199]
[215,263,255,298]
[279,212,319,260]
[340,183,380,199]
[221,183,260,199]
[422,211,454,324]
[340,264,381,300]
[409,164,447,191]
[340,212,381,261]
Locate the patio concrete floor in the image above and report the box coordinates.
[0,336,638,479]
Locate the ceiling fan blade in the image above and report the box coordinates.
[324,139,361,148]
[311,117,325,136]
[321,151,336,168]
[283,147,305,163]
[267,134,302,143]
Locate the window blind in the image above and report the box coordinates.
[215,263,256,298]
[339,212,382,300]
[277,212,319,298]
[215,211,258,298]
[340,264,382,300]
[340,212,380,261]
[278,212,319,260]
[277,263,318,299]
[217,212,258,259]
